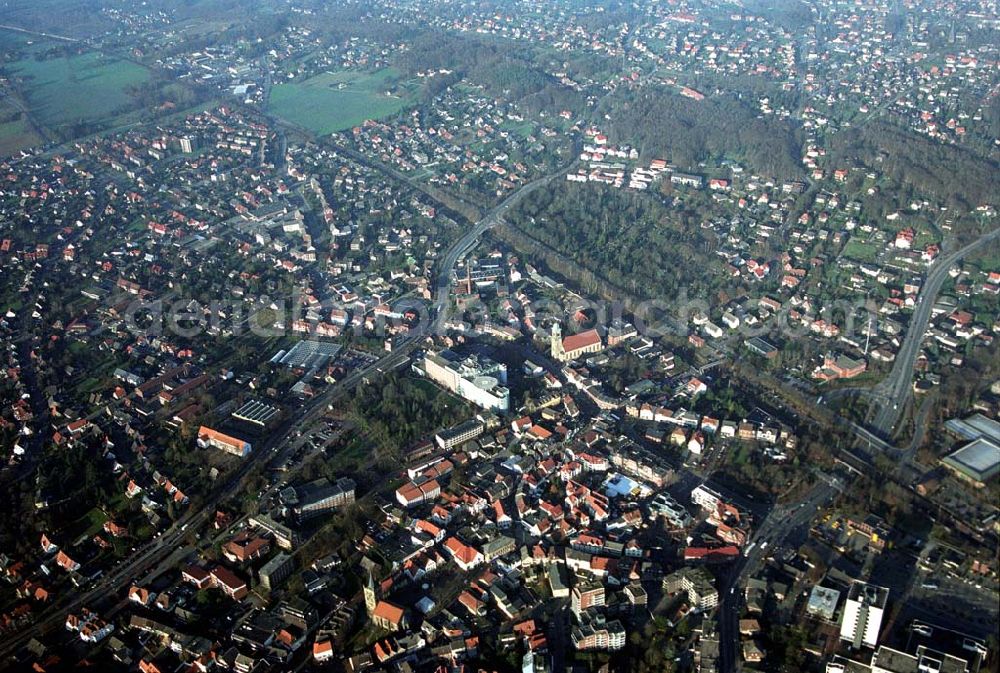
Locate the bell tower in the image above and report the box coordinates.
[550,321,564,361]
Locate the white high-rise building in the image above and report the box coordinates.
[424,350,509,412]
[840,581,889,649]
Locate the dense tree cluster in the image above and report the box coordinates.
[601,88,805,180]
[398,32,586,115]
[830,121,1000,210]
[349,373,469,468]
[509,183,723,301]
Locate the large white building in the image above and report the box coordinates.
[870,645,970,673]
[424,350,509,412]
[840,581,889,649]
[691,484,724,511]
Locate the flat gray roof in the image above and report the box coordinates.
[945,413,1000,444]
[942,438,1000,482]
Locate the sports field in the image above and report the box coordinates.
[269,68,416,134]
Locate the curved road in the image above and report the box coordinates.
[867,225,1000,438]
[431,169,572,334]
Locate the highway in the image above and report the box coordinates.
[866,225,1000,438]
[0,23,82,44]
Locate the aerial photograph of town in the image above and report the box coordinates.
[0,0,996,671]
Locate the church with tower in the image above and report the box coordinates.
[550,321,604,362]
[364,569,408,632]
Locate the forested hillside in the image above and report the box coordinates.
[830,121,1000,210]
[397,32,586,114]
[602,89,805,180]
[508,183,732,302]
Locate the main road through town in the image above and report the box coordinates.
[431,169,573,334]
[0,158,574,662]
[717,479,840,672]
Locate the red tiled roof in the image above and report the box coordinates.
[372,600,404,625]
[562,328,601,354]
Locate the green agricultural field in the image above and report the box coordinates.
[0,112,43,156]
[269,68,416,135]
[5,50,149,131]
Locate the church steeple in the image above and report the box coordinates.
[550,321,564,361]
[364,569,377,615]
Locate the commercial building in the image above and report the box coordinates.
[435,419,484,449]
[871,645,969,673]
[609,444,671,487]
[648,492,692,528]
[274,340,341,370]
[481,535,515,562]
[424,350,510,412]
[683,546,740,564]
[209,567,249,601]
[197,426,252,458]
[395,478,441,508]
[745,336,778,359]
[814,353,867,381]
[944,413,1000,444]
[548,564,570,598]
[571,612,625,651]
[840,581,889,649]
[248,514,299,550]
[806,586,841,621]
[691,484,724,511]
[571,581,606,615]
[663,567,718,611]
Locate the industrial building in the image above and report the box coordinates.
[232,399,281,429]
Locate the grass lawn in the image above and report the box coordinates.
[73,507,108,540]
[6,51,149,131]
[841,237,879,263]
[269,68,416,135]
[75,376,104,395]
[500,119,535,138]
